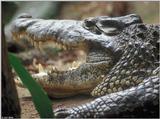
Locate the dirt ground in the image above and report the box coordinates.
[17,86,94,118]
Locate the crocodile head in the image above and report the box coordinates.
[11,14,143,98]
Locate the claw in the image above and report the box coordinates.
[54,108,71,118]
[50,66,59,73]
[38,63,44,72]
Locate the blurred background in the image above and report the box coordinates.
[2,1,159,24]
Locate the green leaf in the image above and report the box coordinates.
[8,52,54,118]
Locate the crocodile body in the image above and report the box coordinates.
[11,14,159,118]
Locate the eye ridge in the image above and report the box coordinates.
[83,17,126,36]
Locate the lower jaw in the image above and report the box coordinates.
[43,86,94,98]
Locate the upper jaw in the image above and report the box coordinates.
[11,15,122,62]
[11,15,114,50]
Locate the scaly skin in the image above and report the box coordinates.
[11,14,159,117]
[55,75,159,118]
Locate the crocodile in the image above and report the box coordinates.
[11,14,159,118]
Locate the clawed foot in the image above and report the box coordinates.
[54,107,72,118]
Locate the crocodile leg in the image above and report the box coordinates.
[55,75,159,118]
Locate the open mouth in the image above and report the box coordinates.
[12,32,87,75]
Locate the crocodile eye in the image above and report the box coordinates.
[84,20,95,28]
[96,20,125,36]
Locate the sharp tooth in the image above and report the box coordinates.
[56,43,59,47]
[28,37,32,43]
[66,64,71,69]
[12,33,20,41]
[50,68,54,73]
[17,34,21,40]
[30,36,36,46]
[50,66,59,73]
[34,36,37,41]
[31,40,34,46]
[19,34,23,39]
[65,45,68,50]
[12,35,18,41]
[26,36,29,42]
[52,66,56,70]
[34,41,39,49]
[55,67,58,72]
[38,41,43,52]
[59,44,62,48]
[32,58,37,68]
[33,41,38,48]
[62,45,67,50]
[38,63,44,72]
[34,41,40,50]
[55,43,58,48]
[72,61,77,67]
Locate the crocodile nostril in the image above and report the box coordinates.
[17,13,32,18]
[84,20,95,27]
